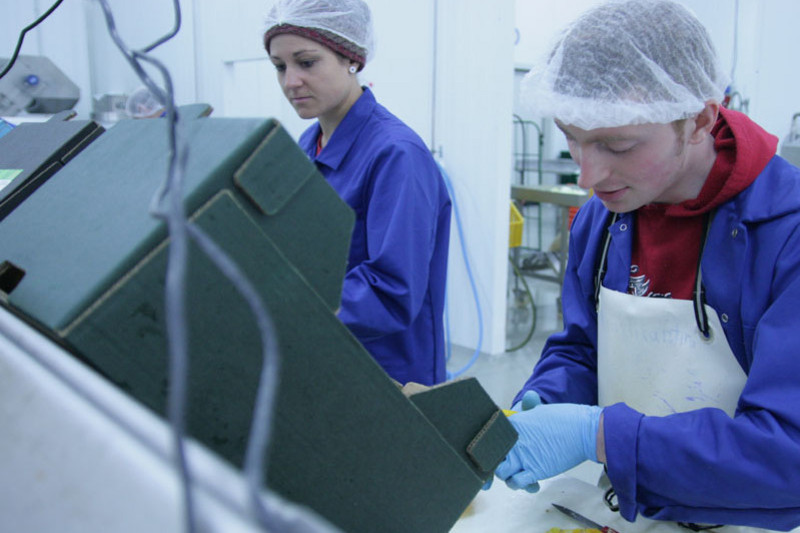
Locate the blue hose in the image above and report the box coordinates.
[436,159,484,380]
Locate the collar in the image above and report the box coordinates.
[314,86,376,170]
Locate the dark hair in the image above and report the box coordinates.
[264,24,367,69]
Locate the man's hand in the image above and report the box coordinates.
[494,403,602,492]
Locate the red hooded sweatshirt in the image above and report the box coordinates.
[629,107,778,299]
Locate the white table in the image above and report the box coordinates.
[452,465,783,533]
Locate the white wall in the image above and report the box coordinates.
[81,0,198,115]
[434,0,515,355]
[190,0,435,142]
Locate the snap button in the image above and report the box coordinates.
[731,228,739,238]
[619,223,628,232]
[721,313,729,323]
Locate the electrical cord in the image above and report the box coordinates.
[184,225,281,528]
[94,3,196,531]
[95,2,288,531]
[0,0,65,80]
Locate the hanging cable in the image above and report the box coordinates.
[95,2,289,531]
[437,159,484,380]
[94,3,195,531]
[0,0,65,80]
[184,226,283,529]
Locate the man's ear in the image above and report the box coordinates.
[689,101,720,144]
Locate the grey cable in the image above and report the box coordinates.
[94,2,197,531]
[94,1,305,530]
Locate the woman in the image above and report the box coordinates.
[264,0,452,386]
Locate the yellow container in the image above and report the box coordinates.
[509,201,523,248]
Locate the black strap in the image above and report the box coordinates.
[692,213,714,338]
[603,487,620,512]
[594,212,619,308]
[679,522,724,531]
[595,211,715,338]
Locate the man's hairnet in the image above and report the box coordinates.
[521,0,729,130]
[264,0,374,64]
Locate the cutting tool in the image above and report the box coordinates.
[552,503,621,533]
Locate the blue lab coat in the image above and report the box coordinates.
[515,156,800,529]
[299,87,451,385]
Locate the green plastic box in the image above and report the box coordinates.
[0,111,516,533]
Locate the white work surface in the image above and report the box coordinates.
[452,467,784,533]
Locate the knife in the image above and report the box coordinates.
[552,503,621,533]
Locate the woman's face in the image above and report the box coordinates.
[269,33,359,123]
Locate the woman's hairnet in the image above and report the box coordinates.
[521,0,729,130]
[264,0,374,65]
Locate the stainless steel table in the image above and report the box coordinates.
[511,184,590,288]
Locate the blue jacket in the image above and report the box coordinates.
[299,88,451,385]
[515,155,800,530]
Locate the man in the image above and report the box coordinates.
[494,0,800,530]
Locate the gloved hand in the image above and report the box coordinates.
[484,390,545,491]
[510,389,543,412]
[481,390,542,492]
[494,403,602,493]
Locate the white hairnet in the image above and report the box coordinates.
[264,0,374,64]
[521,0,729,129]
[125,86,164,119]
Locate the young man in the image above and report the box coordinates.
[494,1,800,530]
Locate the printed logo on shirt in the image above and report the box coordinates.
[628,265,672,298]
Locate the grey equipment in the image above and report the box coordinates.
[0,55,79,115]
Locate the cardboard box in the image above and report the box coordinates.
[0,111,516,533]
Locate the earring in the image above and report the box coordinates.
[349,65,357,74]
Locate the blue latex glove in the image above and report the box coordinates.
[510,389,543,412]
[483,390,545,491]
[521,389,543,411]
[494,403,602,493]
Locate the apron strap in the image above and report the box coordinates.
[594,210,716,337]
[692,213,714,338]
[594,212,619,310]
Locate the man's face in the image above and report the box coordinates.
[556,119,695,213]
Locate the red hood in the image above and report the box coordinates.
[668,106,778,216]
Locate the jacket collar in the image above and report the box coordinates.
[729,156,800,223]
[314,86,376,171]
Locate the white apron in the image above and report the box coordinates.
[597,286,747,417]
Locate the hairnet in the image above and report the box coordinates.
[521,0,729,129]
[264,0,374,65]
[125,86,164,119]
